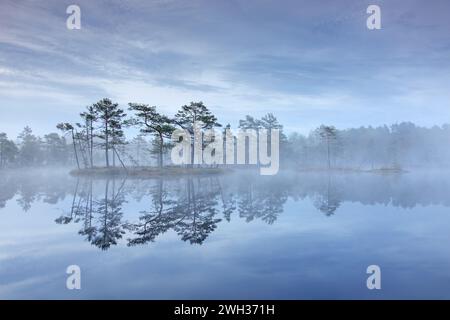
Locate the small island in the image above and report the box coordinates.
[70,166,230,178]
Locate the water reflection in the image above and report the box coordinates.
[55,178,128,250]
[129,178,222,246]
[312,175,340,216]
[2,170,450,250]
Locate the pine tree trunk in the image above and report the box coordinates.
[327,138,331,170]
[113,147,126,169]
[0,144,3,169]
[105,122,109,168]
[159,132,163,168]
[90,122,94,168]
[112,146,116,167]
[71,130,80,170]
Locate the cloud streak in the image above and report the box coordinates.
[0,0,449,136]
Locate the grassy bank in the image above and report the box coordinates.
[297,166,407,174]
[70,166,230,177]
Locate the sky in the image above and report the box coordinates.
[0,0,450,138]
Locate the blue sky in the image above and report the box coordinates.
[1,0,450,137]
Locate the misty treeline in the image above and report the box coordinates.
[286,122,450,169]
[1,98,450,170]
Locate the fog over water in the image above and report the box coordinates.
[1,0,450,301]
[1,168,450,299]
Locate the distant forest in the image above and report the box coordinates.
[1,98,450,170]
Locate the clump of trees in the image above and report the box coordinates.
[0,133,18,168]
[57,98,128,169]
[2,97,450,171]
[285,122,450,170]
[0,126,70,169]
[54,99,227,170]
[128,103,174,168]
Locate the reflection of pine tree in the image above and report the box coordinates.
[55,178,87,225]
[259,183,287,224]
[238,181,264,223]
[92,179,127,250]
[128,178,223,245]
[58,175,290,249]
[16,190,36,212]
[55,178,79,224]
[238,176,287,224]
[313,175,340,216]
[214,177,236,222]
[16,176,43,212]
[172,178,221,244]
[78,179,96,242]
[55,177,127,249]
[128,179,177,245]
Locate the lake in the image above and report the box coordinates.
[1,169,450,299]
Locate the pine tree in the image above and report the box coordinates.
[17,126,41,167]
[92,98,126,168]
[173,101,221,166]
[316,125,338,170]
[174,101,221,133]
[79,105,97,168]
[57,122,80,170]
[128,103,175,168]
[0,133,18,168]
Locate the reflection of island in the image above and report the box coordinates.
[3,170,450,249]
[238,177,287,224]
[55,178,127,250]
[128,178,222,246]
[53,174,289,249]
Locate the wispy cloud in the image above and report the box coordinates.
[0,0,449,136]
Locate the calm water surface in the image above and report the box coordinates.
[1,169,450,299]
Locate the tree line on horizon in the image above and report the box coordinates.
[1,98,450,170]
